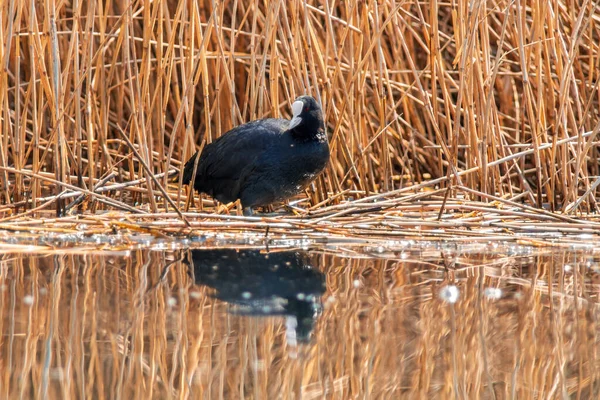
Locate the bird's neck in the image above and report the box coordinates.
[290,126,326,142]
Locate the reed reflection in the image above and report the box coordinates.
[186,249,325,343]
[0,245,598,399]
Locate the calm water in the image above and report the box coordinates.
[0,241,598,399]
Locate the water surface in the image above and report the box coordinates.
[1,241,598,399]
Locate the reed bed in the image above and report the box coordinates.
[0,246,598,398]
[3,189,600,249]
[1,0,600,230]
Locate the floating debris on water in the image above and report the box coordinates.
[439,285,459,303]
[484,287,503,300]
[514,292,524,300]
[189,291,201,299]
[286,316,298,350]
[241,291,252,300]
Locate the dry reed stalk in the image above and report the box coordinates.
[1,190,600,248]
[0,0,599,227]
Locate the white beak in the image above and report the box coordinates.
[289,100,304,130]
[289,115,302,130]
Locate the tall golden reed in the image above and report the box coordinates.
[1,1,599,215]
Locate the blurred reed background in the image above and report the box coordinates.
[0,247,597,398]
[2,0,600,216]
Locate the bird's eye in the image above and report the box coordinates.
[304,106,309,112]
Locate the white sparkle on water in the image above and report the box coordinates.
[439,285,459,304]
[484,287,502,300]
[23,295,34,305]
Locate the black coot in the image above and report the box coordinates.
[182,96,329,214]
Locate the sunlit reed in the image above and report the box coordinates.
[1,1,599,219]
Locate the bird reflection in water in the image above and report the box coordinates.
[186,249,326,344]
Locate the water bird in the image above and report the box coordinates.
[181,96,329,214]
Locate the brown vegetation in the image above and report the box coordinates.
[1,0,600,221]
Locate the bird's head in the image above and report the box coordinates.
[288,96,325,137]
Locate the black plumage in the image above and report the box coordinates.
[181,96,329,213]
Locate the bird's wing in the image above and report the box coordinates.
[182,119,287,185]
